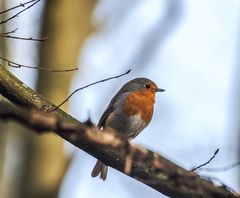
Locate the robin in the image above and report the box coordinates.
[91,78,165,180]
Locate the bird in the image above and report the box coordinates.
[91,78,165,180]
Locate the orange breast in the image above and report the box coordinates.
[123,89,155,124]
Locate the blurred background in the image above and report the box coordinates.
[0,0,239,197]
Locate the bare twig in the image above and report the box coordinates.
[191,148,219,171]
[199,161,240,172]
[0,28,18,35]
[0,28,47,41]
[0,0,41,25]
[0,56,78,72]
[49,69,131,112]
[0,33,47,42]
[0,0,38,15]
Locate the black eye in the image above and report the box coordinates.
[145,83,151,89]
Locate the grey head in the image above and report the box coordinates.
[117,78,165,93]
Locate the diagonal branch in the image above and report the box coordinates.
[0,0,41,25]
[0,28,18,35]
[191,148,220,171]
[0,0,38,15]
[0,66,239,198]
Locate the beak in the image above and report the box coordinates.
[156,88,165,92]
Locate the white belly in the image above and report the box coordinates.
[127,113,146,138]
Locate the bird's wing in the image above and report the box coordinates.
[97,105,114,127]
[97,92,130,127]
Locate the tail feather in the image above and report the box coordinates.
[91,160,108,181]
[100,164,108,181]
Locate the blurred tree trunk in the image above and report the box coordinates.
[21,1,96,198]
[0,0,7,193]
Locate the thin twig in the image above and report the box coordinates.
[0,0,38,15]
[0,28,47,42]
[0,34,48,42]
[199,161,240,172]
[49,69,131,112]
[0,0,41,25]
[191,148,219,171]
[0,28,18,35]
[0,56,79,72]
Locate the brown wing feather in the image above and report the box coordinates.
[97,85,130,127]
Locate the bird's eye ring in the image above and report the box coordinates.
[145,83,151,89]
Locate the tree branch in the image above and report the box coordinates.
[0,33,48,41]
[0,66,239,198]
[0,0,38,15]
[0,0,41,25]
[0,56,78,72]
